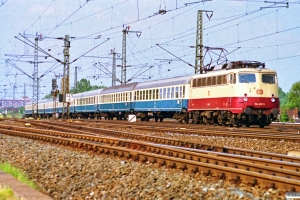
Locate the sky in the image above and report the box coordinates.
[0,0,299,100]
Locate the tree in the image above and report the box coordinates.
[285,81,300,110]
[70,78,107,94]
[42,94,53,100]
[42,78,107,99]
[278,87,287,107]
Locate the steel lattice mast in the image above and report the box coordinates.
[121,27,141,85]
[121,30,127,85]
[32,34,39,119]
[62,35,70,119]
[111,51,117,87]
[195,10,203,74]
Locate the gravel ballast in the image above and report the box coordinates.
[0,133,287,199]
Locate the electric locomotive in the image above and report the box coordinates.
[182,61,279,128]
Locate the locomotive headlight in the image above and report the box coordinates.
[244,93,248,102]
[271,94,275,102]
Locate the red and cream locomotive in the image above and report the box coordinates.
[184,61,279,128]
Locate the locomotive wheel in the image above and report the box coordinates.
[160,117,164,122]
[259,124,265,128]
[155,117,159,122]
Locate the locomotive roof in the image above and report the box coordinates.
[192,67,276,78]
[135,75,194,90]
[100,83,138,94]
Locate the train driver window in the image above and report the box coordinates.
[262,74,275,84]
[239,73,256,83]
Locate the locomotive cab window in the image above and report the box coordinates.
[262,74,275,84]
[239,73,256,83]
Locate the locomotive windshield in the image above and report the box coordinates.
[239,73,256,83]
[262,74,276,84]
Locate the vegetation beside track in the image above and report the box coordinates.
[0,187,15,200]
[0,162,37,190]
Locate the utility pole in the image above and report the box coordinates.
[62,35,70,119]
[195,10,203,74]
[121,27,141,85]
[32,33,39,119]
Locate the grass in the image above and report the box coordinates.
[0,187,16,200]
[0,162,38,190]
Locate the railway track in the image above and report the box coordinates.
[0,119,300,192]
[25,119,300,143]
[60,118,300,134]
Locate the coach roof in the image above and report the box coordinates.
[100,83,138,95]
[135,75,194,90]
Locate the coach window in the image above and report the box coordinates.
[179,86,182,98]
[162,88,166,99]
[157,88,163,99]
[148,90,151,100]
[171,87,174,98]
[166,88,170,99]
